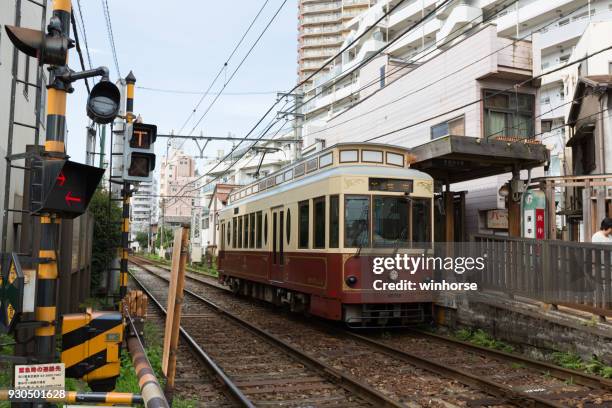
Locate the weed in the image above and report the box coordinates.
[454,328,515,353]
[511,362,526,369]
[172,398,200,408]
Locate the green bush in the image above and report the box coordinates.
[89,189,122,294]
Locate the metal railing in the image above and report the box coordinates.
[472,235,612,315]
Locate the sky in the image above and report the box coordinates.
[65,0,298,173]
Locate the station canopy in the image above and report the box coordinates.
[408,135,550,184]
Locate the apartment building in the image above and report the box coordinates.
[159,148,197,225]
[298,0,373,82]
[301,0,612,155]
[0,0,49,254]
[131,180,158,246]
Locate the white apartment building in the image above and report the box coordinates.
[302,0,612,158]
[299,0,373,82]
[131,180,158,237]
[0,1,49,253]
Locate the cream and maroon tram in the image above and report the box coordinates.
[217,143,435,327]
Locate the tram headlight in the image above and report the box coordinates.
[345,275,358,287]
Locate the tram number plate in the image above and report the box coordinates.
[369,178,413,193]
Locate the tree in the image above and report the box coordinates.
[89,189,122,294]
[154,228,174,251]
[135,231,149,251]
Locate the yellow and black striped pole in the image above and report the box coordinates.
[35,0,72,364]
[120,71,136,299]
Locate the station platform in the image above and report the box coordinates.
[436,290,612,364]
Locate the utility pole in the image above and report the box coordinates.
[120,71,136,299]
[277,92,304,162]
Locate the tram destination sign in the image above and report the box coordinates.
[369,178,413,193]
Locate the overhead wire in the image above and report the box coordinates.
[168,0,427,198]
[177,0,273,135]
[101,0,121,78]
[70,12,90,93]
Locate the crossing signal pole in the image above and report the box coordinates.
[5,0,120,377]
[120,72,136,299]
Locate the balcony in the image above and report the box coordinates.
[436,3,482,44]
[302,13,342,25]
[343,0,371,7]
[387,18,440,55]
[303,2,342,14]
[388,0,437,31]
[301,24,343,36]
[302,36,344,48]
[302,48,338,59]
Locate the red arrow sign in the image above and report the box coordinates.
[57,171,66,186]
[65,191,82,206]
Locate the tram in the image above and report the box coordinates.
[217,143,435,327]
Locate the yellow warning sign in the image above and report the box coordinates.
[6,303,15,325]
[8,264,16,285]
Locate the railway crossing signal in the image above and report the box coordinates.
[30,159,105,219]
[0,253,25,333]
[123,122,157,182]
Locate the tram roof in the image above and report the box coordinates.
[227,143,423,205]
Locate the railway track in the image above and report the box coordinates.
[129,260,397,407]
[131,256,612,407]
[130,281,236,406]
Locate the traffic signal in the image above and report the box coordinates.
[4,24,71,66]
[30,159,105,219]
[123,122,157,182]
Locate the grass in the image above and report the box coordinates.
[454,328,515,353]
[116,321,199,405]
[552,351,612,378]
[139,251,219,278]
[452,328,612,379]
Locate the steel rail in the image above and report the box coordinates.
[130,261,403,408]
[129,271,255,408]
[343,331,566,408]
[409,329,612,392]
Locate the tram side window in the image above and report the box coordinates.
[373,196,410,247]
[249,213,255,248]
[238,216,243,248]
[227,221,232,247]
[220,223,225,251]
[298,200,309,248]
[264,213,268,246]
[345,196,369,247]
[329,195,339,248]
[256,211,262,248]
[232,218,237,248]
[313,197,325,249]
[412,198,431,244]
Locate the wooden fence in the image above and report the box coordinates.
[471,235,612,316]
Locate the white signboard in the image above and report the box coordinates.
[486,209,508,229]
[15,363,65,389]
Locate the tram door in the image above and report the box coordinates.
[270,207,284,282]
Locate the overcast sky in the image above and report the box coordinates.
[65,0,298,172]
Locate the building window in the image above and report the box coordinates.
[379,65,386,88]
[329,195,339,248]
[431,115,465,139]
[483,90,534,139]
[541,120,553,133]
[345,196,369,248]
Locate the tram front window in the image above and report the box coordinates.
[373,196,409,247]
[412,198,431,244]
[345,196,369,247]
